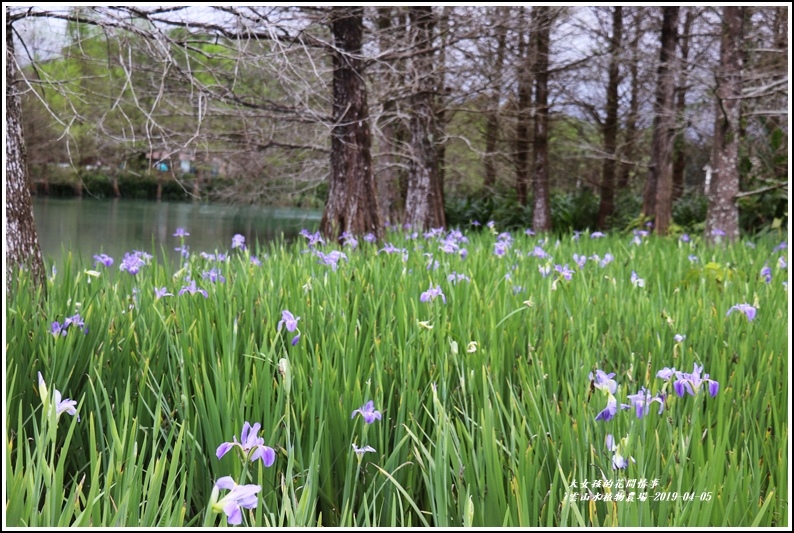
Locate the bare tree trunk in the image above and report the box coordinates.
[434,7,450,216]
[6,23,47,293]
[672,8,695,201]
[644,7,679,235]
[617,12,642,190]
[514,8,533,206]
[705,7,744,243]
[596,6,623,230]
[374,8,404,225]
[483,8,508,190]
[404,6,445,230]
[531,7,553,233]
[320,7,382,239]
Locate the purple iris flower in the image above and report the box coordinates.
[379,243,401,254]
[278,310,299,332]
[341,232,359,249]
[671,363,719,398]
[212,476,262,526]
[352,443,376,456]
[774,240,787,252]
[175,245,190,258]
[202,268,226,283]
[726,303,756,321]
[606,434,633,470]
[216,422,276,466]
[494,242,509,257]
[119,252,146,275]
[316,250,348,271]
[630,271,645,287]
[291,334,301,346]
[420,284,446,303]
[590,370,618,395]
[51,321,67,337]
[447,272,470,284]
[38,372,79,422]
[300,229,325,247]
[573,254,586,269]
[93,254,114,268]
[154,287,173,300]
[54,388,79,421]
[530,246,548,259]
[178,279,208,298]
[591,370,619,422]
[439,241,457,254]
[64,313,88,334]
[424,227,445,240]
[779,256,787,270]
[622,387,665,419]
[471,220,481,227]
[231,234,246,250]
[364,233,377,243]
[680,234,690,243]
[656,367,677,381]
[351,400,382,424]
[173,228,190,238]
[760,265,772,283]
[538,265,551,278]
[200,252,228,262]
[688,255,699,263]
[591,232,605,239]
[711,228,726,237]
[595,396,618,422]
[554,264,574,281]
[250,256,262,266]
[524,228,535,236]
[674,334,686,343]
[447,229,467,244]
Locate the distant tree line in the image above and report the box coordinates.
[6,6,789,290]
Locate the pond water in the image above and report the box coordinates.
[32,197,321,267]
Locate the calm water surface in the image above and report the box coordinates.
[32,197,321,267]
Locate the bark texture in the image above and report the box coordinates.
[672,9,695,201]
[705,7,744,243]
[514,10,533,206]
[531,7,553,233]
[375,8,406,225]
[6,23,47,293]
[404,7,445,230]
[596,6,623,230]
[320,7,381,240]
[644,7,679,235]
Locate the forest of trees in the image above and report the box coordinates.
[6,6,789,288]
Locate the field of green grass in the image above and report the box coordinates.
[4,225,789,527]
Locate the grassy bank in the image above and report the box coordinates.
[5,226,789,526]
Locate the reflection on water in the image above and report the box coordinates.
[32,197,321,266]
